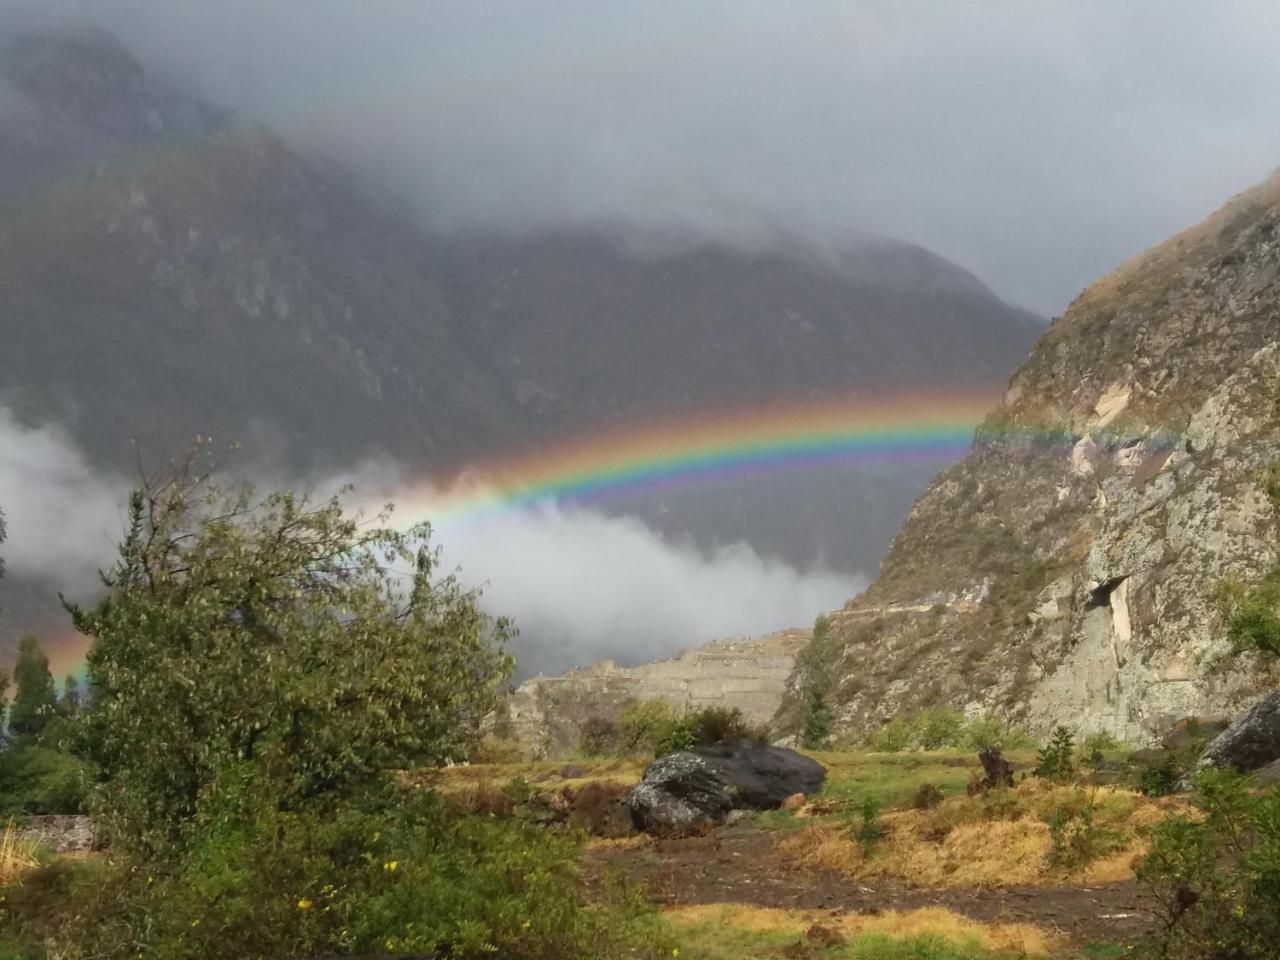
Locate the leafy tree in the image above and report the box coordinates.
[9,634,56,738]
[67,458,514,855]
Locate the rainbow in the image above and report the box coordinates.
[38,390,1003,677]
[412,389,998,526]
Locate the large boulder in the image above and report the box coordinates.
[1194,690,1280,776]
[628,741,826,835]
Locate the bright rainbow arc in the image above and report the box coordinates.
[412,390,999,525]
[42,389,1005,676]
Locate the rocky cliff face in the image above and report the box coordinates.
[508,631,807,757]
[796,172,1280,744]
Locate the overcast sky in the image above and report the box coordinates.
[7,1,1280,313]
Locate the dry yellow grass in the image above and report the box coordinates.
[781,778,1181,888]
[0,820,42,884]
[666,902,1061,957]
[584,833,653,852]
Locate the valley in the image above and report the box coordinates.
[0,9,1278,960]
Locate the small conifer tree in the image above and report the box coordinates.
[10,634,57,737]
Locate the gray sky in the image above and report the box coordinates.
[7,1,1280,312]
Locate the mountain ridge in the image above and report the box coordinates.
[785,170,1280,744]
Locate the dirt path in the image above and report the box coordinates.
[585,823,1155,945]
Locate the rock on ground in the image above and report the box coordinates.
[629,741,825,835]
[1194,689,1280,775]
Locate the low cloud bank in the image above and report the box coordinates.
[427,499,858,677]
[0,409,127,599]
[0,416,856,674]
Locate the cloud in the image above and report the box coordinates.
[0,423,854,675]
[0,408,127,598]
[428,500,857,677]
[6,1,1280,312]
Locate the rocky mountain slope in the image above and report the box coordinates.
[788,171,1280,744]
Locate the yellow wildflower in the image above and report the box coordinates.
[384,860,399,872]
[297,898,313,911]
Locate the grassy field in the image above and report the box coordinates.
[439,748,1154,960]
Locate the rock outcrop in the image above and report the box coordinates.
[508,631,807,757]
[1195,689,1280,775]
[628,741,826,834]
[789,171,1280,744]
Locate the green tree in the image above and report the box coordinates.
[799,687,833,749]
[60,674,82,715]
[9,634,56,738]
[68,459,514,855]
[798,613,836,746]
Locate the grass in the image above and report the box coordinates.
[780,778,1180,888]
[0,821,41,886]
[665,903,1060,959]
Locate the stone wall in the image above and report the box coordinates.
[15,815,97,853]
[506,630,808,757]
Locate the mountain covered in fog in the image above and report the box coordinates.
[0,30,1041,643]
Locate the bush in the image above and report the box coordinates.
[865,707,1031,753]
[0,745,91,815]
[1137,770,1280,959]
[579,715,620,757]
[852,795,884,856]
[1079,731,1121,767]
[654,706,769,756]
[1,790,671,960]
[1044,789,1125,871]
[912,782,946,810]
[618,698,676,755]
[800,689,833,749]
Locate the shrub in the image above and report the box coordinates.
[912,782,946,810]
[1034,726,1076,781]
[470,735,525,765]
[799,689,833,749]
[0,745,91,815]
[1080,731,1121,767]
[1137,770,1280,959]
[1044,789,1125,870]
[852,795,884,856]
[1131,753,1184,798]
[618,698,677,755]
[865,707,1031,753]
[579,715,621,757]
[654,706,768,756]
[963,713,1035,751]
[1,791,671,960]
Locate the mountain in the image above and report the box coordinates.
[0,30,1041,653]
[0,28,519,473]
[785,171,1280,744]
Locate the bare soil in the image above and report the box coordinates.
[585,822,1155,946]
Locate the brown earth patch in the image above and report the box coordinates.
[584,822,1155,946]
